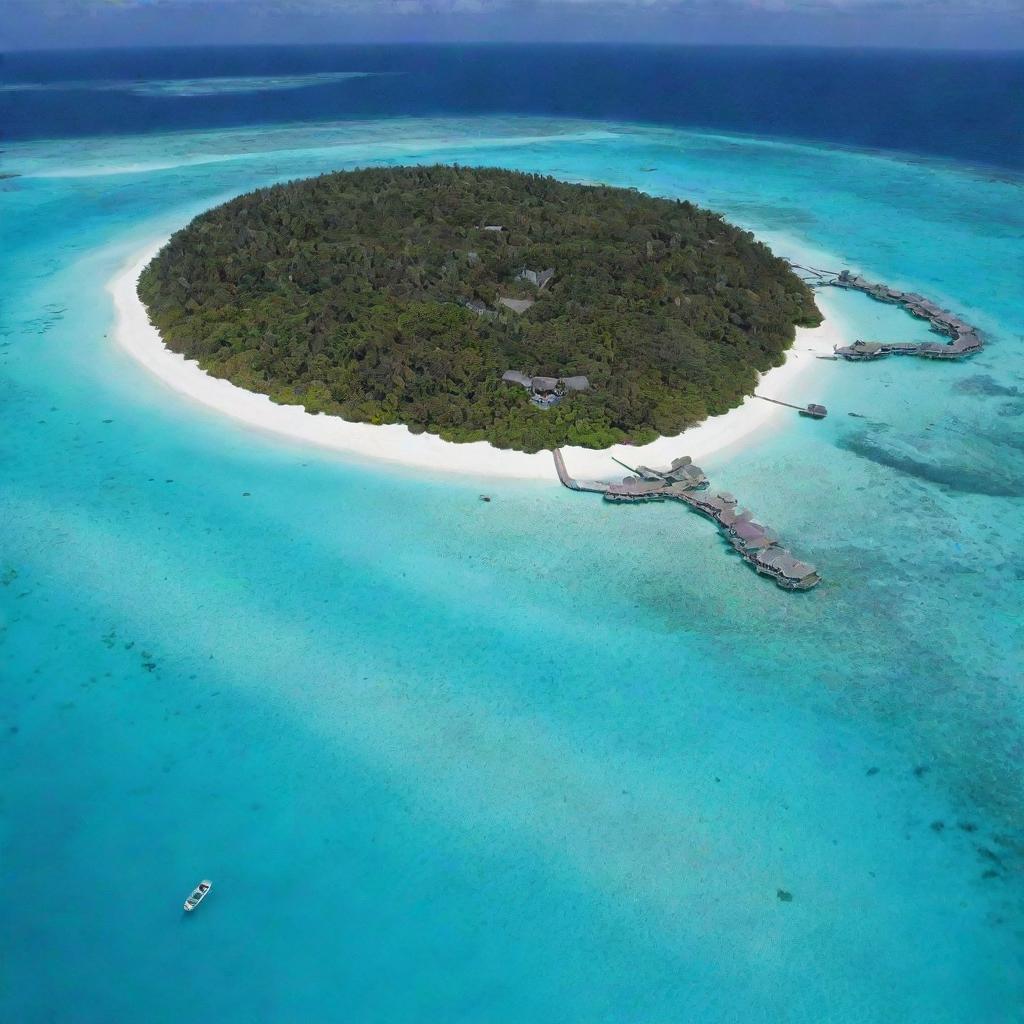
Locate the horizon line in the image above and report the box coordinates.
[6,40,1024,56]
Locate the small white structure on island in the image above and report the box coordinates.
[516,267,555,289]
[462,298,493,317]
[481,225,505,233]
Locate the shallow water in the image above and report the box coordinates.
[2,116,1023,1022]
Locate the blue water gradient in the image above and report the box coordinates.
[2,116,1023,1021]
[3,46,1023,172]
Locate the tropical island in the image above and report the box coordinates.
[138,166,821,452]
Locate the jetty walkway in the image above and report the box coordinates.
[789,264,983,361]
[553,450,821,591]
[548,259,983,592]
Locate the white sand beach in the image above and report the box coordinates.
[110,239,849,483]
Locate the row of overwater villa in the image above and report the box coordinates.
[790,265,984,361]
[553,450,821,591]
[541,262,985,594]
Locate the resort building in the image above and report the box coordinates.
[516,267,556,289]
[462,298,493,317]
[502,371,590,408]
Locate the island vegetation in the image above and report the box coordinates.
[138,166,821,451]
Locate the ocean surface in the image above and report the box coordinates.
[2,48,1023,1022]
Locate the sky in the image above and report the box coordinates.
[2,0,1023,51]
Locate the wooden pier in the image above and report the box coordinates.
[552,448,613,494]
[553,450,821,591]
[789,263,983,361]
[755,394,828,418]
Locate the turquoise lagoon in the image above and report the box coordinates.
[2,118,1022,1021]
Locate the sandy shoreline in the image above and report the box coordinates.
[109,239,848,482]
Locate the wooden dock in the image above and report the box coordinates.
[789,263,983,361]
[754,394,828,418]
[552,448,611,493]
[553,450,821,591]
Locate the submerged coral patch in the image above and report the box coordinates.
[838,425,1024,497]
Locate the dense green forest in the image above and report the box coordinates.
[138,166,821,451]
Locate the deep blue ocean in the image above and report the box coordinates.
[2,46,1023,1023]
[4,45,1024,170]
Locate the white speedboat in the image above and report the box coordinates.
[184,880,212,912]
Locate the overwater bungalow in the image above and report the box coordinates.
[830,270,982,362]
[837,341,885,359]
[605,478,668,500]
[732,520,779,548]
[552,450,821,591]
[751,549,821,590]
[716,506,752,528]
[628,455,708,489]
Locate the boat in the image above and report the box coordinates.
[184,880,212,912]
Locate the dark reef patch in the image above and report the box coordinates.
[838,425,1024,498]
[954,374,1022,399]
